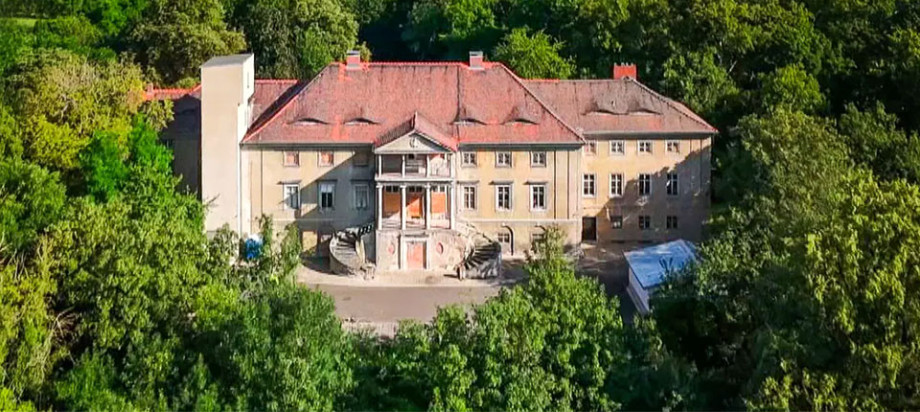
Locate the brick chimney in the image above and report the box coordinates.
[613,63,637,80]
[346,50,361,70]
[469,51,484,70]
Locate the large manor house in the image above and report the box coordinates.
[152,52,715,277]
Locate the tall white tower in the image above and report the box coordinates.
[199,54,255,233]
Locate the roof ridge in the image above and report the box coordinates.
[624,78,717,133]
[497,63,585,142]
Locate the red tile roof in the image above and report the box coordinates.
[150,61,716,147]
[524,78,717,135]
[242,62,584,145]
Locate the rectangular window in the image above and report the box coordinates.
[353,184,368,210]
[610,214,623,229]
[666,140,680,154]
[638,141,653,154]
[319,182,335,211]
[319,151,334,167]
[610,173,623,197]
[384,185,399,193]
[531,151,547,167]
[497,232,511,244]
[462,152,477,166]
[283,184,300,210]
[496,185,512,211]
[496,152,512,167]
[283,151,300,167]
[639,215,651,230]
[462,185,477,210]
[610,140,625,155]
[667,172,679,196]
[353,151,369,167]
[639,173,651,196]
[530,185,546,210]
[584,141,597,155]
[583,174,596,197]
[667,215,679,229]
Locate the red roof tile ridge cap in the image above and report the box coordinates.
[496,63,585,142]
[255,78,298,84]
[625,78,718,133]
[144,84,201,101]
[243,67,331,142]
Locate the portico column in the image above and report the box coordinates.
[449,182,457,230]
[400,184,407,230]
[376,184,383,228]
[401,155,406,177]
[377,155,382,175]
[425,183,432,230]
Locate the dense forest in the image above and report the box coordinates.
[2,0,920,410]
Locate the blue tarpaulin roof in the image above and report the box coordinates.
[624,240,696,289]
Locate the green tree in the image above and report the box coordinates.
[756,64,825,114]
[0,160,67,252]
[839,102,920,183]
[129,0,245,84]
[4,50,146,171]
[493,28,574,79]
[403,0,501,59]
[231,0,359,78]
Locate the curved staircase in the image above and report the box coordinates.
[458,231,502,279]
[329,222,375,278]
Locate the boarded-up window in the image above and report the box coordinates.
[284,151,300,166]
[319,151,334,167]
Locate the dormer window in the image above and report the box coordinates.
[345,117,376,125]
[454,118,485,126]
[293,118,326,126]
[505,118,538,125]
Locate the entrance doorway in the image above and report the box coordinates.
[582,217,597,241]
[406,241,426,269]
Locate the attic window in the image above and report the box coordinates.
[505,118,538,125]
[629,108,660,115]
[454,118,485,126]
[345,117,376,125]
[293,118,326,126]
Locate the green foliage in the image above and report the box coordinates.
[757,64,825,114]
[493,28,575,79]
[32,15,109,57]
[195,283,353,411]
[5,50,146,171]
[404,0,501,59]
[0,160,66,252]
[839,102,920,183]
[129,0,245,84]
[230,0,359,78]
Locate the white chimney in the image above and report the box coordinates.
[469,51,484,70]
[346,50,361,70]
[200,54,255,234]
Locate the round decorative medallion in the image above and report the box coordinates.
[436,242,444,254]
[409,137,419,148]
[387,242,396,255]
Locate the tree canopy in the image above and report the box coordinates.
[4,0,920,410]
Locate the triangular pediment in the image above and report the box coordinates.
[375,131,450,153]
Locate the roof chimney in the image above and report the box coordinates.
[346,50,361,70]
[469,51,484,70]
[613,63,637,80]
